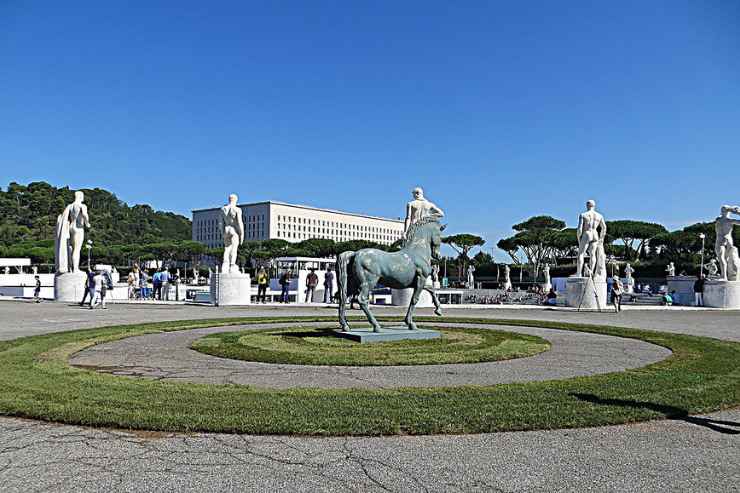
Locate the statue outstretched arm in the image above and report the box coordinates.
[576,214,584,242]
[404,203,412,232]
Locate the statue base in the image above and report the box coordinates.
[542,282,552,293]
[210,272,251,306]
[666,275,698,306]
[566,277,608,310]
[391,288,434,308]
[54,271,88,302]
[703,280,740,309]
[333,327,441,344]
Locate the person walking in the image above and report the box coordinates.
[90,271,106,309]
[127,270,136,299]
[33,275,42,303]
[305,268,319,303]
[80,268,95,306]
[160,268,171,301]
[152,268,162,300]
[279,270,290,303]
[694,275,705,307]
[323,267,335,303]
[256,267,268,303]
[138,270,148,299]
[610,274,623,313]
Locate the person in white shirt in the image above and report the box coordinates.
[90,272,106,309]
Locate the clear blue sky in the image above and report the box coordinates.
[2,1,738,258]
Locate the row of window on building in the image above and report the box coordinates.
[275,214,402,244]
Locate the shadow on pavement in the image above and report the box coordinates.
[571,393,740,435]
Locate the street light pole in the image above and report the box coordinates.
[86,240,93,270]
[699,233,706,277]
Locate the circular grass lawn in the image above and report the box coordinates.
[0,316,737,436]
[190,326,550,366]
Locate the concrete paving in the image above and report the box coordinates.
[0,301,738,492]
[69,322,671,389]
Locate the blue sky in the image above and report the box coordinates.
[1,1,738,258]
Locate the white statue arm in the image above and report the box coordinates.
[81,204,90,228]
[236,207,245,245]
[598,216,607,242]
[429,201,445,218]
[404,203,412,231]
[576,215,584,242]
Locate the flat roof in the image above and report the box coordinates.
[192,200,404,224]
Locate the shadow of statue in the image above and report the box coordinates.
[571,393,739,435]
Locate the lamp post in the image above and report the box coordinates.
[699,233,706,277]
[86,240,93,269]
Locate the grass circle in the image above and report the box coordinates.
[190,326,551,366]
[0,316,737,436]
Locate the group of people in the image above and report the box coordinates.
[266,267,335,304]
[79,268,114,309]
[126,266,178,301]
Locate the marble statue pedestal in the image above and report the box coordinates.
[566,277,608,310]
[333,327,441,344]
[210,272,251,306]
[54,271,87,302]
[666,275,697,306]
[703,280,740,309]
[391,288,434,308]
[542,282,552,293]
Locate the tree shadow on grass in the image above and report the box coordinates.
[571,393,740,435]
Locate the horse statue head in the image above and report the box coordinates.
[402,215,446,261]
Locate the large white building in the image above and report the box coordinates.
[192,201,405,248]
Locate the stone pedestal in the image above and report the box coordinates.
[54,271,88,302]
[333,327,441,344]
[391,288,434,308]
[566,277,608,310]
[703,280,740,309]
[666,275,697,306]
[210,272,251,306]
[542,282,552,293]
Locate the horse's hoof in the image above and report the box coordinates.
[434,309,442,316]
[372,328,381,333]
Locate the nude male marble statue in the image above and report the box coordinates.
[575,200,607,279]
[715,205,740,281]
[404,187,444,232]
[666,262,676,277]
[220,194,245,274]
[55,191,91,273]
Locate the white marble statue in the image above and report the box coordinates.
[624,263,635,281]
[705,259,719,278]
[543,263,551,285]
[575,200,607,280]
[715,205,740,281]
[431,264,441,289]
[666,262,676,277]
[54,191,91,273]
[404,187,445,232]
[467,264,476,289]
[3,267,8,275]
[582,262,592,279]
[219,194,245,274]
[502,264,512,290]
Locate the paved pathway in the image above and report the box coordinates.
[69,322,671,389]
[0,302,737,492]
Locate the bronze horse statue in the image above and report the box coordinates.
[336,216,445,331]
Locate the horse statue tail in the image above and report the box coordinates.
[336,250,354,331]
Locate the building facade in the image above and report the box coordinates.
[192,201,405,248]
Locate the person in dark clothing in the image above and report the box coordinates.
[694,275,705,307]
[79,269,95,306]
[305,268,319,303]
[323,268,335,303]
[279,271,291,303]
[33,275,42,303]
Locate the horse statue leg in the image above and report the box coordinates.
[357,276,382,332]
[424,286,443,317]
[404,275,426,330]
[336,251,354,331]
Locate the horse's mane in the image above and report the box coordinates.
[401,215,442,247]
